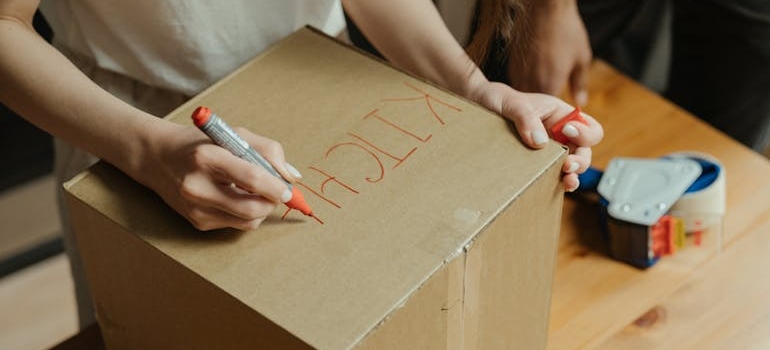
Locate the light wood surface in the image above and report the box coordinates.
[0,175,61,261]
[15,59,770,349]
[0,254,77,350]
[548,60,770,349]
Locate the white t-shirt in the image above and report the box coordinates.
[39,1,346,96]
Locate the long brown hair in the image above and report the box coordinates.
[465,0,529,80]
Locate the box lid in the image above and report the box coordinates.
[65,27,565,350]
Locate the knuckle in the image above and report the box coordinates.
[186,209,213,231]
[178,178,203,202]
[239,200,275,220]
[242,167,266,186]
[189,145,211,168]
[261,139,284,156]
[240,218,266,231]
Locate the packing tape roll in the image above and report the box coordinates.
[664,152,726,232]
[587,152,726,268]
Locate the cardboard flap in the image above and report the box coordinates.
[65,27,565,350]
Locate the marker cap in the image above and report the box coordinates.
[191,106,212,127]
[551,107,587,144]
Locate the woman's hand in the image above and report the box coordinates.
[469,81,604,191]
[133,122,301,231]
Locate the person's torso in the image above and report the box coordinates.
[40,0,345,95]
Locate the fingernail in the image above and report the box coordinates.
[566,161,579,173]
[281,188,293,203]
[285,162,303,179]
[576,91,588,106]
[568,178,580,192]
[532,130,549,146]
[562,124,579,139]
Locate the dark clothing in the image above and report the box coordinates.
[581,0,770,151]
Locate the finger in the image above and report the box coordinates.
[570,64,589,106]
[194,143,290,204]
[186,203,272,231]
[562,158,580,174]
[562,146,592,174]
[179,171,279,221]
[501,95,557,149]
[562,172,580,193]
[555,110,604,147]
[235,127,302,183]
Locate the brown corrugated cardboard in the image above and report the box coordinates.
[64,27,566,350]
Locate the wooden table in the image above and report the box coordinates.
[549,60,770,350]
[49,60,770,349]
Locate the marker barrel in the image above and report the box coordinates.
[191,106,314,216]
[196,109,285,184]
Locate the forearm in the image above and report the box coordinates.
[342,0,488,98]
[0,16,168,177]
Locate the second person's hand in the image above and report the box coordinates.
[507,0,592,106]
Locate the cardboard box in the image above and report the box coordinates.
[64,27,566,350]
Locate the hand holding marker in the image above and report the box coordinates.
[191,106,320,224]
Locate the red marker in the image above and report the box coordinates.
[551,107,588,144]
[191,106,318,222]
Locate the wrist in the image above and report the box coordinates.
[457,66,491,103]
[113,114,177,183]
[466,79,505,116]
